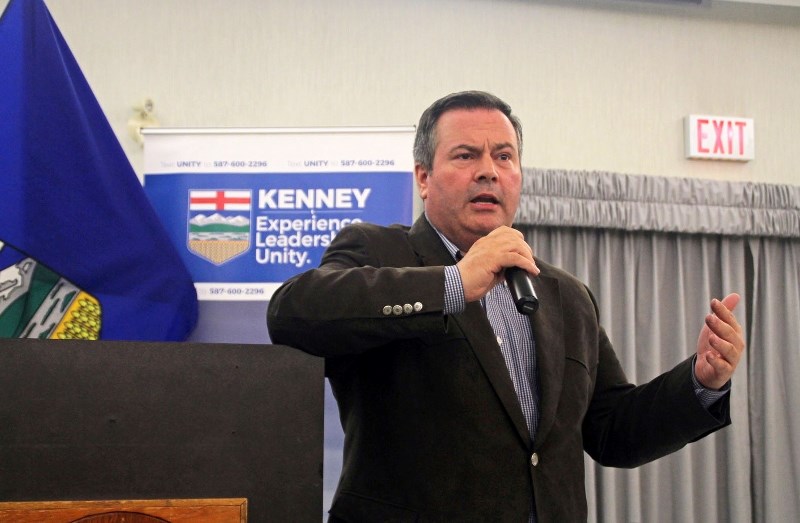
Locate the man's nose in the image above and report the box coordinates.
[474,154,498,182]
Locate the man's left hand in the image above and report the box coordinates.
[695,293,745,390]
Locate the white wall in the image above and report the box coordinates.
[32,0,800,186]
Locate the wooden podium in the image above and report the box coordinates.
[0,339,324,523]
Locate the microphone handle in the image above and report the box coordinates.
[505,267,539,315]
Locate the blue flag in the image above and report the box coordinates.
[0,0,198,340]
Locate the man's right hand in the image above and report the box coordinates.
[456,226,539,303]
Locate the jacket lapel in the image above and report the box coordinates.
[454,304,533,447]
[408,217,533,448]
[528,274,564,447]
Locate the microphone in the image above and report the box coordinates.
[505,267,539,315]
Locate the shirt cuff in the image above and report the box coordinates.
[443,265,466,315]
[691,355,731,409]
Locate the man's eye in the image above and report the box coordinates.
[498,153,512,161]
[455,153,473,160]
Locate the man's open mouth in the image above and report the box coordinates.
[471,194,499,204]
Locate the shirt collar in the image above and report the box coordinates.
[424,213,462,262]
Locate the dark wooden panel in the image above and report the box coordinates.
[0,339,323,523]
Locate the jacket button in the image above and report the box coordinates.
[392,305,403,315]
[382,305,392,315]
[413,302,423,312]
[403,303,413,314]
[530,453,539,467]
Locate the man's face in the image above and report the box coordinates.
[415,108,522,252]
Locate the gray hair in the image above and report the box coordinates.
[413,91,523,171]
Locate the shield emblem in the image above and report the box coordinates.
[187,189,252,265]
[0,241,102,340]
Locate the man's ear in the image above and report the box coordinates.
[414,164,429,200]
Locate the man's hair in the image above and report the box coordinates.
[413,90,523,171]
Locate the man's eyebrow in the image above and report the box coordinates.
[447,144,483,155]
[447,142,517,155]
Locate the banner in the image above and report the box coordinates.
[0,0,198,341]
[143,127,415,302]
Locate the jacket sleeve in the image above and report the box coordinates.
[267,223,449,357]
[581,310,731,468]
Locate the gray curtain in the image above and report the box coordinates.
[516,168,800,523]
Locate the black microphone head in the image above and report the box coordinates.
[517,295,539,315]
[505,266,539,315]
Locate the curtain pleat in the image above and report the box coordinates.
[746,237,800,522]
[517,168,800,238]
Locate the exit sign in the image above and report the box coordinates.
[685,115,754,161]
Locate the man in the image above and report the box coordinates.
[267,91,745,521]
